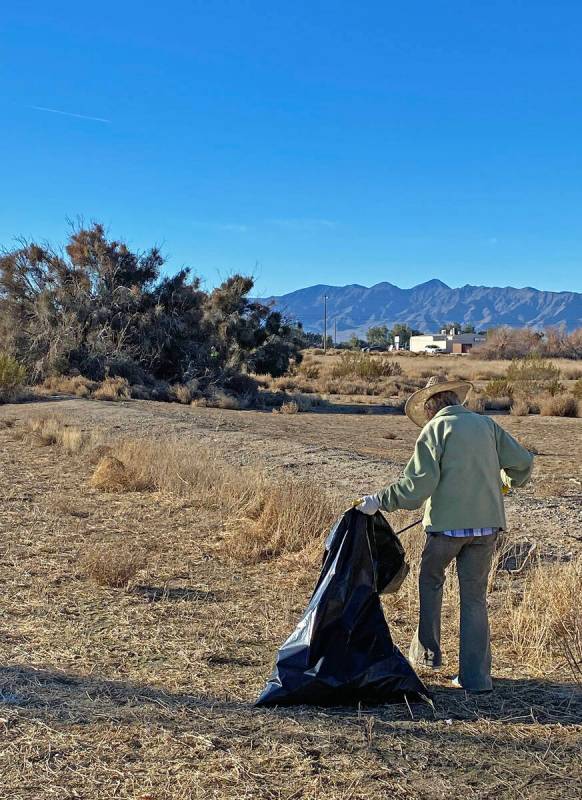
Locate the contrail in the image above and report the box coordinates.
[31,105,111,124]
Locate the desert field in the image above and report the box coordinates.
[0,391,581,799]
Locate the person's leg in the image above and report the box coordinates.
[409,534,463,668]
[456,533,498,691]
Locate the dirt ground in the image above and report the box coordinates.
[0,397,581,799]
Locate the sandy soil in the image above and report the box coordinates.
[0,397,580,799]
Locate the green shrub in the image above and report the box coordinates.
[0,354,26,402]
[485,378,513,398]
[506,356,562,398]
[331,352,403,381]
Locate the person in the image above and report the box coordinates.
[356,375,533,693]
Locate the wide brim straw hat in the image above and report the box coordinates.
[404,374,473,428]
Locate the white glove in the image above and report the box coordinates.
[355,495,381,515]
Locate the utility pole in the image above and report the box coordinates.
[334,319,337,348]
[323,295,328,353]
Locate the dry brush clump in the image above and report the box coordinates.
[79,542,147,588]
[225,478,340,563]
[25,415,93,453]
[89,437,340,564]
[499,560,582,682]
[41,375,99,398]
[539,394,579,417]
[510,398,531,417]
[92,376,132,401]
[473,326,582,360]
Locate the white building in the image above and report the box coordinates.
[410,328,486,354]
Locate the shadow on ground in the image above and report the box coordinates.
[1,665,579,728]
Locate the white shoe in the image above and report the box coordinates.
[451,675,493,694]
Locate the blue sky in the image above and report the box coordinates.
[1,1,581,295]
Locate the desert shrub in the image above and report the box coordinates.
[506,356,562,398]
[170,384,193,404]
[272,377,299,391]
[539,394,579,417]
[0,224,301,390]
[211,390,246,410]
[510,398,530,416]
[0,353,26,402]
[148,381,172,402]
[41,375,98,398]
[485,378,513,398]
[572,378,582,399]
[300,365,320,380]
[92,377,131,401]
[331,352,403,381]
[318,378,382,396]
[130,384,152,400]
[80,543,147,588]
[275,401,299,415]
[472,327,542,360]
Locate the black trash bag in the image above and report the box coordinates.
[255,508,429,707]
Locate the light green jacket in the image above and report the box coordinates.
[375,405,534,531]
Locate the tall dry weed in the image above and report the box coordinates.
[539,394,579,417]
[93,377,131,401]
[80,543,147,588]
[26,416,91,453]
[89,436,340,563]
[500,560,582,681]
[225,478,340,562]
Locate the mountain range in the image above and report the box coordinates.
[261,280,582,339]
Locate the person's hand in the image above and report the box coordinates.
[353,495,381,515]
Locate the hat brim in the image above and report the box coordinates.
[404,381,474,427]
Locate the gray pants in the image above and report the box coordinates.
[409,532,498,692]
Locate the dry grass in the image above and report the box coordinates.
[92,376,132,401]
[510,398,530,416]
[90,455,132,491]
[501,560,582,681]
[170,383,194,404]
[88,436,341,564]
[1,404,581,799]
[539,394,579,417]
[41,375,99,398]
[225,478,339,562]
[79,542,147,587]
[26,415,93,453]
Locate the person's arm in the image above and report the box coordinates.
[375,429,441,512]
[494,422,534,488]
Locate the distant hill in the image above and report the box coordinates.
[260,280,582,339]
